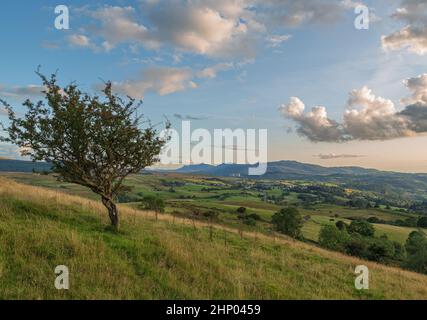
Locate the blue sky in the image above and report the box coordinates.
[1,0,427,172]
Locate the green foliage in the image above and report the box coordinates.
[317,221,405,264]
[348,219,375,237]
[367,216,380,223]
[318,225,350,252]
[344,235,367,257]
[140,195,165,213]
[243,217,257,226]
[417,217,427,228]
[271,207,303,238]
[203,210,219,219]
[335,220,347,231]
[366,238,396,263]
[236,207,246,214]
[405,231,427,274]
[1,72,168,230]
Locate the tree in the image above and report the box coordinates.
[348,219,375,237]
[405,231,427,274]
[271,207,303,238]
[417,216,427,228]
[140,195,165,220]
[1,72,168,231]
[345,235,368,258]
[366,238,395,263]
[318,225,350,252]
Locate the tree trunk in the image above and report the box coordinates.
[102,196,119,231]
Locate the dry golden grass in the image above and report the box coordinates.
[1,176,427,299]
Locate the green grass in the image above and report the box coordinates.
[2,177,427,299]
[3,172,422,247]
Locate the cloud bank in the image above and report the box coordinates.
[280,73,427,142]
[382,0,427,55]
[67,1,357,59]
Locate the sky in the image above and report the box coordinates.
[1,0,427,172]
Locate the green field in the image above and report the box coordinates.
[1,177,427,299]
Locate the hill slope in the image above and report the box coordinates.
[0,159,51,173]
[1,177,427,299]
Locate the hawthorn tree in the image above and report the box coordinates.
[1,72,169,231]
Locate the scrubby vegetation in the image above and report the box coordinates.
[317,219,426,273]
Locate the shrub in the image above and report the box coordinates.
[318,225,350,252]
[345,235,368,258]
[366,238,395,263]
[243,217,257,226]
[417,217,427,228]
[405,231,427,274]
[247,213,261,221]
[271,207,303,238]
[348,219,375,237]
[367,217,380,224]
[236,207,247,214]
[335,220,347,231]
[140,195,165,215]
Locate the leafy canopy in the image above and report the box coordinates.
[1,71,169,229]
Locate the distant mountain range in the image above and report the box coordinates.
[2,158,427,199]
[175,161,382,177]
[173,161,427,199]
[0,159,51,173]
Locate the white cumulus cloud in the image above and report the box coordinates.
[281,73,427,142]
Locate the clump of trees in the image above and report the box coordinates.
[319,225,350,252]
[1,71,169,231]
[271,207,303,239]
[318,219,427,272]
[348,219,375,237]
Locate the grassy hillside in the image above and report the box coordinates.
[1,177,427,299]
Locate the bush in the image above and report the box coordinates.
[417,217,427,228]
[236,207,247,214]
[367,217,380,224]
[348,219,375,237]
[203,210,219,220]
[247,213,261,221]
[345,235,368,258]
[393,241,405,261]
[243,217,257,226]
[318,225,350,252]
[140,195,165,213]
[405,231,427,274]
[366,238,395,263]
[271,207,303,238]
[335,220,347,231]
